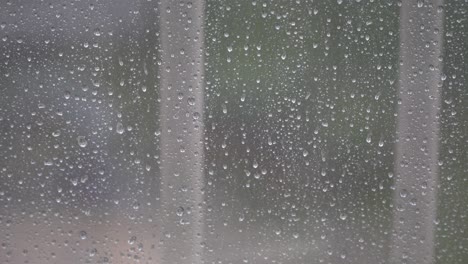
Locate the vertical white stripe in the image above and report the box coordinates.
[391,1,444,263]
[159,1,205,263]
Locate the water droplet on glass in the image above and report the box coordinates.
[52,130,61,137]
[252,160,258,169]
[176,206,184,217]
[222,104,227,114]
[94,28,101,36]
[128,236,137,245]
[77,136,87,148]
[116,122,124,134]
[400,189,408,198]
[417,0,424,8]
[340,213,348,220]
[378,137,384,147]
[188,97,196,106]
[79,231,87,240]
[239,214,245,222]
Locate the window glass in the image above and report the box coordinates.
[204,1,397,263]
[0,1,466,264]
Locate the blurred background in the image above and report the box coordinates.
[0,0,466,263]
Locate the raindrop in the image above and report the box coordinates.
[116,122,124,134]
[252,160,259,168]
[378,137,384,147]
[94,28,101,36]
[222,104,227,114]
[188,97,196,106]
[340,213,348,220]
[52,130,61,137]
[417,0,424,8]
[176,206,184,217]
[71,178,78,186]
[400,189,408,198]
[80,175,88,184]
[128,236,137,245]
[79,231,87,240]
[77,136,88,147]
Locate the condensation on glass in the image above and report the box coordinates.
[0,1,467,264]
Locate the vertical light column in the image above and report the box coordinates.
[159,1,205,263]
[391,1,444,264]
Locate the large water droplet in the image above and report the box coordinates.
[116,122,124,134]
[77,136,88,147]
[79,231,87,240]
[176,206,184,217]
